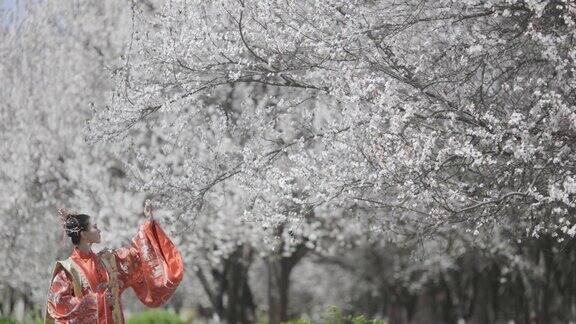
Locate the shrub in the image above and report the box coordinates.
[126,310,184,324]
[283,319,313,324]
[0,317,18,324]
[283,306,386,324]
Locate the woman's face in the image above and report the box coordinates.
[81,220,101,244]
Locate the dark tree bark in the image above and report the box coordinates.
[266,243,308,324]
[196,245,256,323]
[225,245,256,324]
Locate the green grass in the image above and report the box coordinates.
[126,310,184,324]
[283,306,386,324]
[0,317,18,324]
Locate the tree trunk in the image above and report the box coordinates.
[387,292,409,324]
[225,246,255,324]
[196,245,255,323]
[267,259,290,324]
[266,244,307,324]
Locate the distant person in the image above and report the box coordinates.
[44,200,184,323]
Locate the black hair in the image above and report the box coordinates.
[64,214,90,245]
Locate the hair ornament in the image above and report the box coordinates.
[57,207,82,235]
[57,208,69,227]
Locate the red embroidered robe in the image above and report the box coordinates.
[45,220,184,323]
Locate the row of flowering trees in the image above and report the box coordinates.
[90,0,576,242]
[0,0,144,319]
[2,0,576,323]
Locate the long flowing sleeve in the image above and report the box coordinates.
[46,269,105,323]
[114,220,184,307]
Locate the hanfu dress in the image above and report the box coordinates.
[44,220,184,324]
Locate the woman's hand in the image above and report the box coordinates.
[144,199,154,221]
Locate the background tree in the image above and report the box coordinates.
[0,1,145,320]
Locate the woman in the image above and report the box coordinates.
[44,200,184,323]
